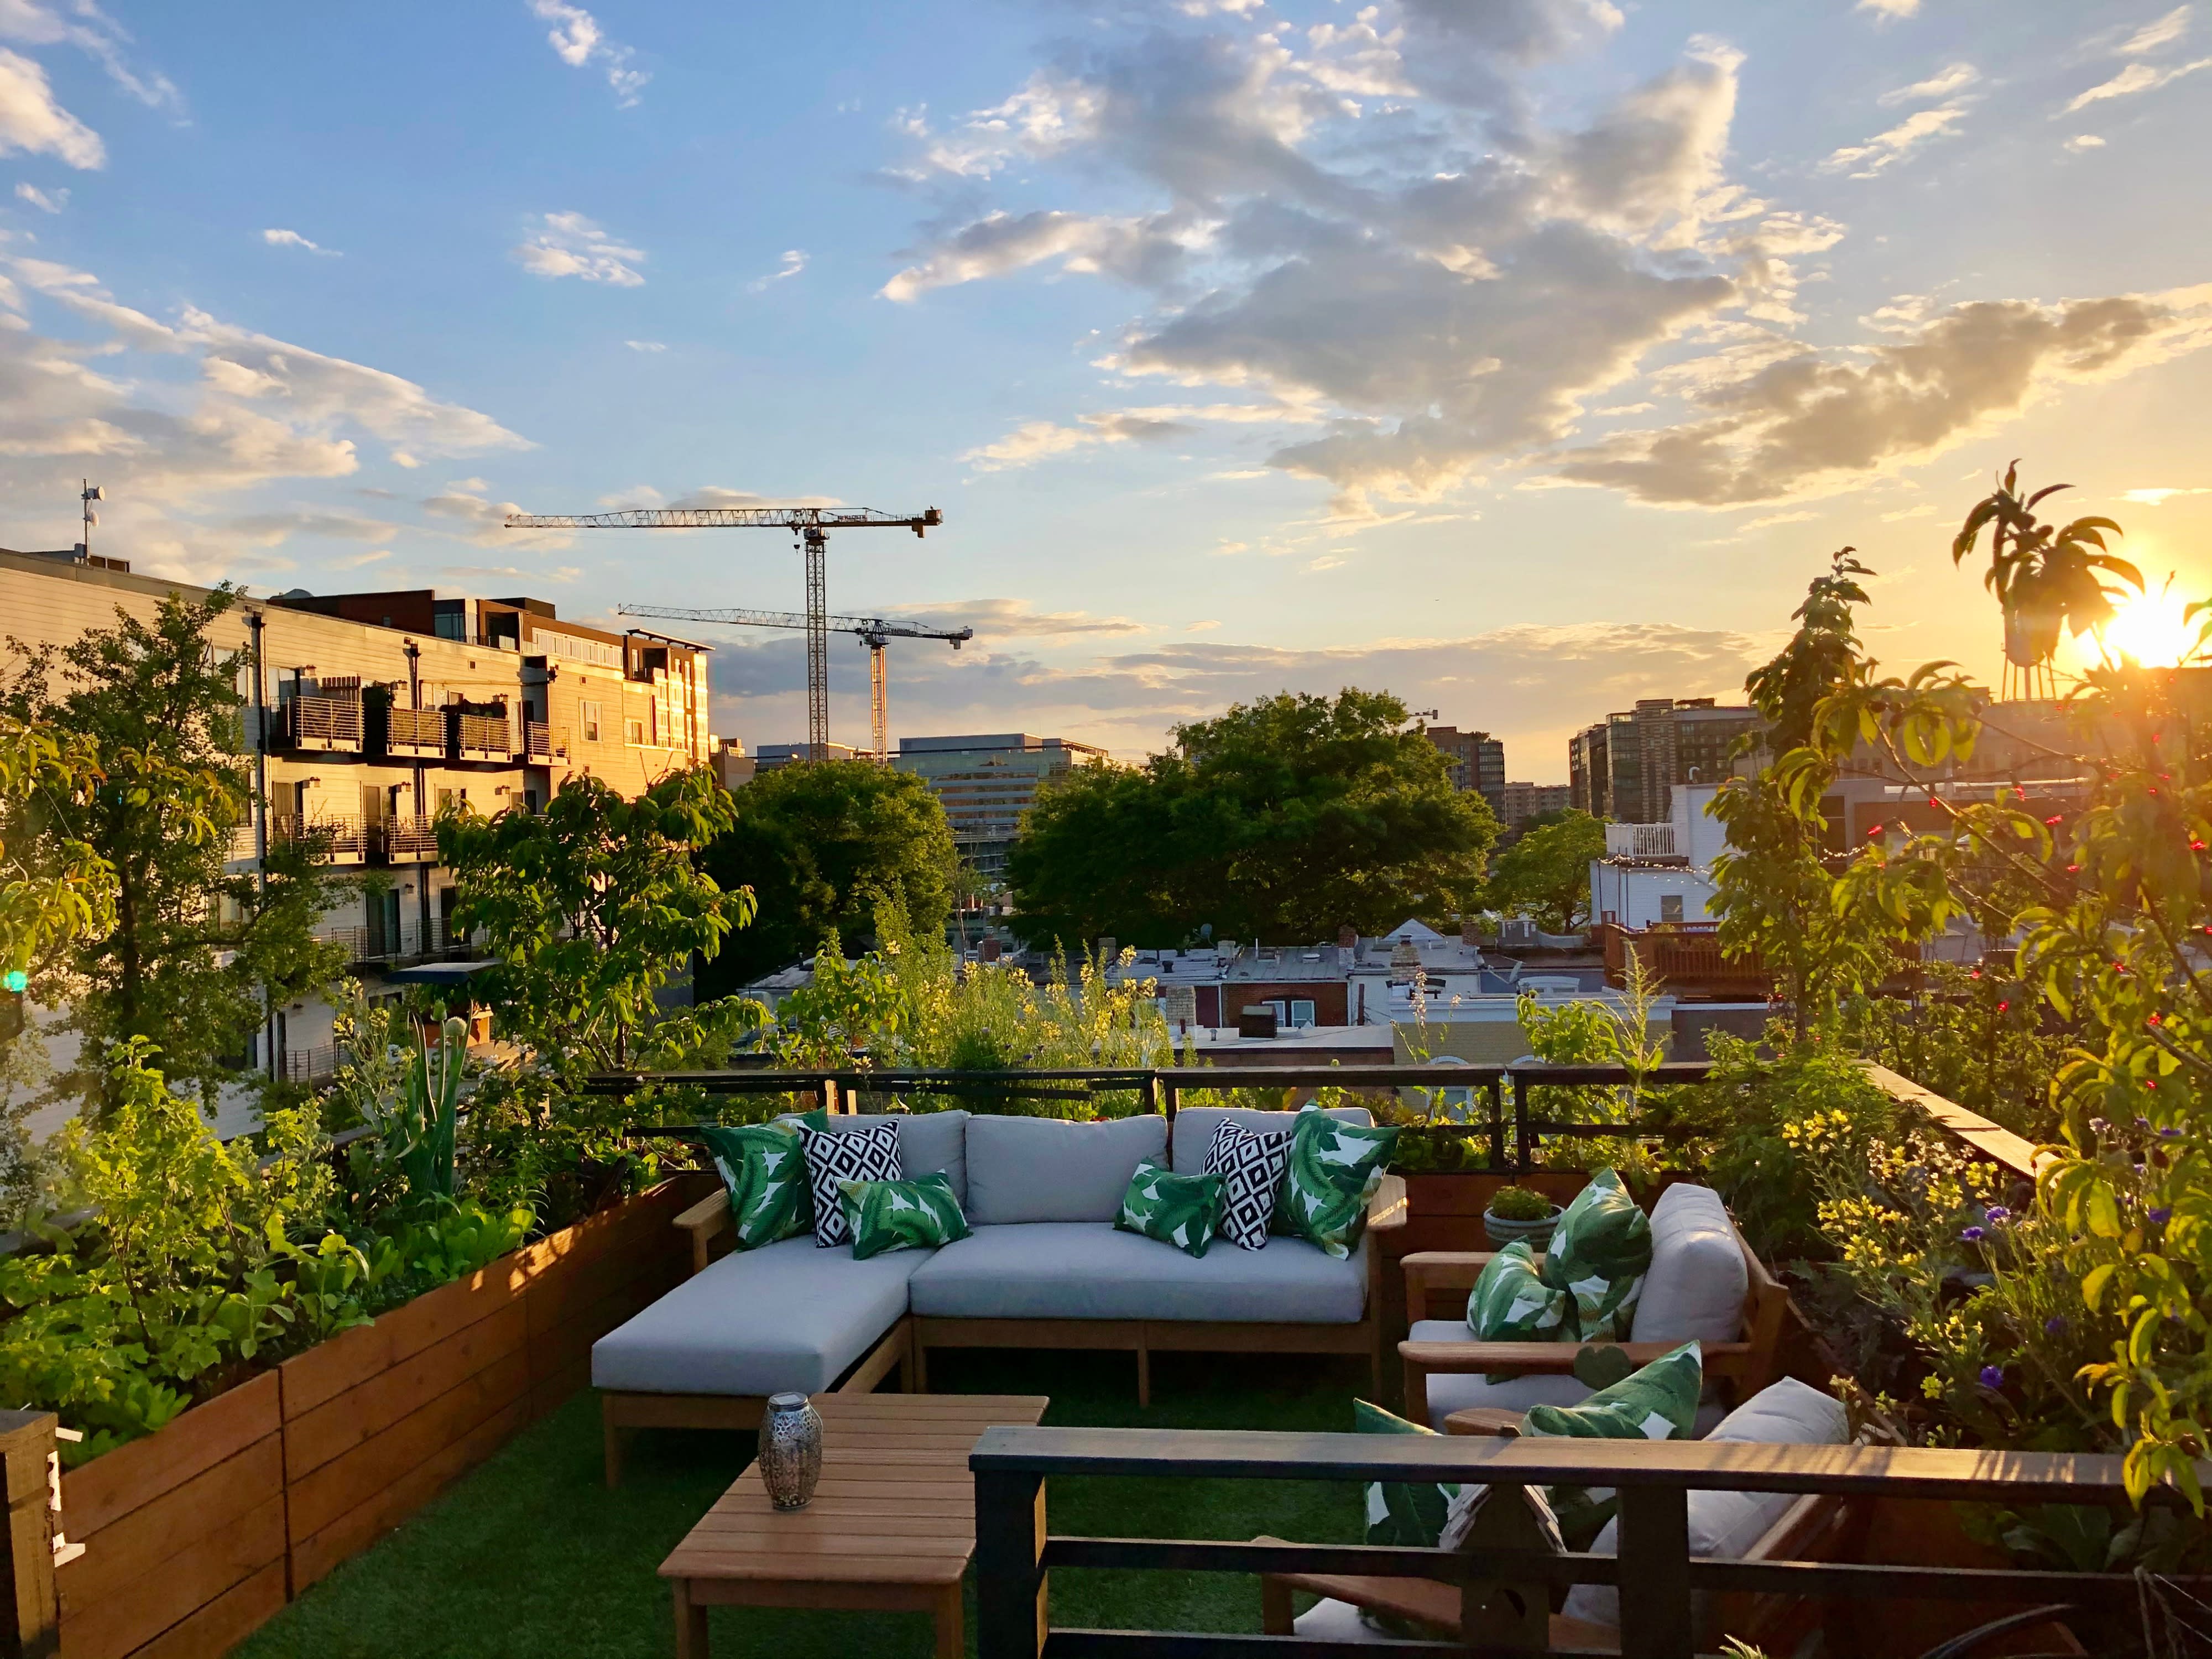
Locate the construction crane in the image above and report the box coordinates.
[503,505,943,759]
[617,604,972,764]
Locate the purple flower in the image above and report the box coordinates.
[2089,1117,2112,1136]
[2161,1127,2183,1140]
[2136,1117,2153,1131]
[2151,1207,2173,1225]
[1985,1206,2011,1223]
[2045,1316,2068,1335]
[1980,1365,2005,1390]
[1961,1225,1987,1243]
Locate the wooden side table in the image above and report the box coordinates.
[659,1391,1050,1658]
[1442,1406,1525,1438]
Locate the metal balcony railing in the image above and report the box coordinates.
[382,705,446,758]
[519,720,561,761]
[278,1045,346,1084]
[453,712,509,760]
[269,813,368,863]
[1604,822,1679,858]
[378,816,439,862]
[278,695,364,753]
[315,917,471,965]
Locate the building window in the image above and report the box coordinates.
[582,700,601,743]
[1660,894,1684,925]
[1290,999,1316,1029]
[625,717,645,746]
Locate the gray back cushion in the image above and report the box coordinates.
[783,1110,971,1207]
[1629,1182,1747,1345]
[1168,1106,1373,1175]
[964,1114,1168,1225]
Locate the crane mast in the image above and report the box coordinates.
[617,603,971,763]
[505,505,942,760]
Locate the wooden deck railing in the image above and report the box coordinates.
[971,1427,2192,1659]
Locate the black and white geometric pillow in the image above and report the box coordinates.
[799,1121,902,1248]
[1202,1121,1291,1250]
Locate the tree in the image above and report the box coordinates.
[1007,688,1497,946]
[439,768,754,1070]
[1951,462,2138,674]
[1,591,348,1114]
[696,761,957,993]
[1487,810,1606,932]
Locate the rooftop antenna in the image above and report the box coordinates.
[80,479,102,556]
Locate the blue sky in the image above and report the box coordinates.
[1,1,2209,779]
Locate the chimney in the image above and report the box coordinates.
[1460,917,1479,946]
[1338,924,1358,951]
[979,937,1003,963]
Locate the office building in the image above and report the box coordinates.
[891,733,1107,881]
[1568,698,1762,822]
[1498,781,1574,829]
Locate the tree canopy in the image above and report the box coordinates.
[1006,688,1496,947]
[1486,809,1607,933]
[696,760,957,992]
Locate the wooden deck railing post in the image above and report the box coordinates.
[1511,1072,1533,1173]
[0,1410,58,1659]
[974,1466,1047,1659]
[1486,1076,1506,1171]
[1615,1483,1693,1659]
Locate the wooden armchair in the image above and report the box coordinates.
[1397,1227,1789,1427]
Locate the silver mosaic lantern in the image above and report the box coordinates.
[758,1392,823,1510]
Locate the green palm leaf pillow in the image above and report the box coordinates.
[1354,1397,1462,1548]
[1465,1239,1569,1341]
[1540,1167,1653,1340]
[1273,1112,1399,1258]
[1116,1159,1224,1257]
[696,1123,812,1249]
[1520,1340,1703,1547]
[838,1172,973,1261]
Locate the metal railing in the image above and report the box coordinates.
[377,815,439,862]
[1605,821,1679,858]
[382,705,446,757]
[519,719,560,761]
[970,1426,2195,1659]
[315,917,468,965]
[279,694,363,752]
[278,1045,346,1084]
[268,813,368,862]
[452,712,509,759]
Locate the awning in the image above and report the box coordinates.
[376,959,500,987]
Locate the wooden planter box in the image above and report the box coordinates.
[53,1176,709,1659]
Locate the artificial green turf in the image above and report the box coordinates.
[235,1349,1371,1658]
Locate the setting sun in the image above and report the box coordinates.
[2095,582,2202,668]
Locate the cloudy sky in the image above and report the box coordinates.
[0,2,2207,780]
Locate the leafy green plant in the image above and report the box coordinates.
[1486,1185,1553,1222]
[1951,462,2138,671]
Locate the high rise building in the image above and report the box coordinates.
[1423,726,1506,815]
[1567,698,1763,821]
[1498,781,1575,829]
[891,733,1108,881]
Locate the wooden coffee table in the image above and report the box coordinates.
[660,1391,1050,1658]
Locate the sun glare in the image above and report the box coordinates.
[2097,585,2199,669]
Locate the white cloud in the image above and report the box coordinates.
[2118,7,2191,55]
[667,486,844,510]
[748,249,807,293]
[524,0,647,105]
[0,2,179,113]
[0,48,101,168]
[1880,62,1979,105]
[12,179,59,211]
[2064,55,2212,111]
[1552,286,2212,505]
[512,211,645,286]
[1741,509,1815,530]
[624,339,666,352]
[262,228,337,256]
[874,598,1146,638]
[1186,619,1220,632]
[1856,0,1920,18]
[2120,486,2212,504]
[1820,101,1973,176]
[883,210,1196,303]
[961,401,1319,472]
[2065,133,2108,151]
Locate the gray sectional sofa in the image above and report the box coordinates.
[593,1105,1407,1483]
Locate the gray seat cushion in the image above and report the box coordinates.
[964,1114,1167,1224]
[591,1236,922,1397]
[1407,1321,1728,1434]
[1168,1106,1373,1174]
[908,1222,1369,1322]
[783,1109,971,1206]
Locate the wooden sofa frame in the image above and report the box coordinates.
[599,1173,1408,1480]
[1396,1222,1790,1427]
[911,1173,1408,1407]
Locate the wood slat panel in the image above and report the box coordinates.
[59,1438,283,1613]
[283,1300,526,1482]
[118,1558,288,1659]
[287,1350,529,1543]
[58,1494,283,1659]
[61,1372,280,1542]
[279,1266,520,1422]
[525,1267,671,1387]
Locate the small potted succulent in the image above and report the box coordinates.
[1483,1183,1563,1250]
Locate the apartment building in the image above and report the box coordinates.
[1568,698,1764,822]
[1424,725,1506,815]
[891,733,1107,881]
[1497,781,1574,830]
[0,548,713,1098]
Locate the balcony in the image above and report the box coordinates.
[378,815,439,863]
[269,812,368,865]
[315,917,467,964]
[452,711,510,761]
[1604,821,1679,859]
[379,705,447,760]
[518,720,562,764]
[276,693,364,754]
